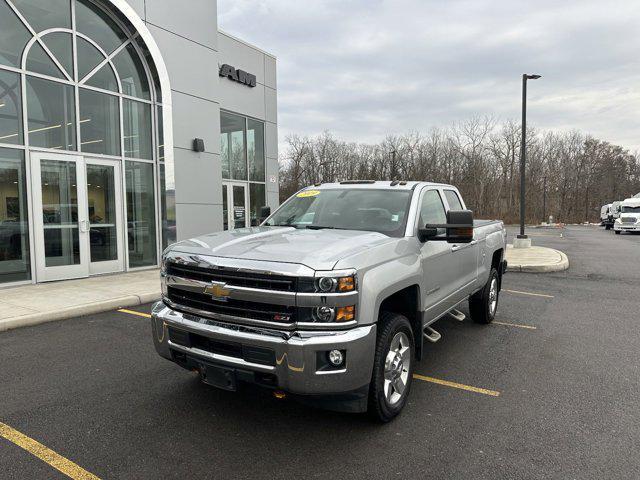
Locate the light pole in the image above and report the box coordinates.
[518,73,541,241]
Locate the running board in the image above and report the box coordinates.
[448,309,466,322]
[423,326,441,343]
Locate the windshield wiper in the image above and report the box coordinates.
[305,225,342,230]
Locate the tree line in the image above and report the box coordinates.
[278,117,640,224]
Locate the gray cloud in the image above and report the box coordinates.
[218,0,640,152]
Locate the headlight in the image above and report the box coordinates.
[316,275,356,292]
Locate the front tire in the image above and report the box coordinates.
[368,312,414,422]
[469,268,500,324]
[615,230,621,235]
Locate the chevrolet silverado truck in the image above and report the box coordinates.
[151,181,507,421]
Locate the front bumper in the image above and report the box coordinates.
[151,301,377,397]
[614,223,640,231]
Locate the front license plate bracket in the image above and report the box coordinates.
[200,363,237,391]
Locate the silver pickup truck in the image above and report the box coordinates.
[151,181,507,421]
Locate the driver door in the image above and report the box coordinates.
[418,188,458,322]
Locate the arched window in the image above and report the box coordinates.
[0,0,172,284]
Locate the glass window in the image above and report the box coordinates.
[26,76,76,150]
[26,41,66,79]
[79,88,120,156]
[112,43,150,100]
[41,159,80,266]
[135,36,161,101]
[266,189,412,237]
[419,190,447,235]
[42,32,73,78]
[0,70,23,145]
[87,163,117,262]
[247,119,265,182]
[84,62,118,92]
[123,99,152,160]
[75,0,127,55]
[0,0,31,68]
[444,190,463,210]
[222,184,228,231]
[0,148,30,283]
[159,163,175,249]
[77,37,106,81]
[126,161,156,267]
[249,183,266,226]
[220,112,246,180]
[156,106,164,161]
[12,0,71,33]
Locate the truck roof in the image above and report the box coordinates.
[621,197,640,207]
[304,181,455,191]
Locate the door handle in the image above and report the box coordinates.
[451,240,477,252]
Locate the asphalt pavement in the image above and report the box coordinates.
[0,225,638,479]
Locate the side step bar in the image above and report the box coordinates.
[448,309,466,322]
[423,326,441,343]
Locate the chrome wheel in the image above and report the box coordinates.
[488,277,498,316]
[383,331,411,405]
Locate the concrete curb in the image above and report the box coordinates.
[506,249,569,273]
[0,292,161,333]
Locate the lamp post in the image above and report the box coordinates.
[518,73,541,241]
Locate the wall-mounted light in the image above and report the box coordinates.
[193,138,205,152]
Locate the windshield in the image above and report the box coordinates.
[265,188,413,237]
[621,206,640,213]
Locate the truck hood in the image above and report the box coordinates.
[168,226,396,271]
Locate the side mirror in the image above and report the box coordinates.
[259,206,271,222]
[419,209,474,243]
[445,210,474,243]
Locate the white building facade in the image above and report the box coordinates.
[0,0,278,286]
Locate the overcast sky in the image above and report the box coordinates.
[218,0,640,153]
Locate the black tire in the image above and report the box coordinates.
[615,230,621,235]
[605,224,611,230]
[368,311,415,422]
[469,268,500,324]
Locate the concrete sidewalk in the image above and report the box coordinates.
[505,244,569,273]
[0,270,161,332]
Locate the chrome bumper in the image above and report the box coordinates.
[151,302,376,395]
[614,223,640,231]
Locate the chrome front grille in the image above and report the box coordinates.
[166,262,297,292]
[621,217,636,223]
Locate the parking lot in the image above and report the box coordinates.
[0,225,638,479]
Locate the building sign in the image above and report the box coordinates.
[219,64,256,87]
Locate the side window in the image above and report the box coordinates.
[444,190,463,211]
[419,190,447,234]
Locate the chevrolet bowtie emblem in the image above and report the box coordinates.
[204,281,231,302]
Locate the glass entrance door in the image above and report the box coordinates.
[30,152,89,281]
[86,159,124,275]
[222,182,248,230]
[30,153,125,281]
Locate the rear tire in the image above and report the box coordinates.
[469,268,500,324]
[368,311,414,422]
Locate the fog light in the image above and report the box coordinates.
[314,306,335,322]
[328,349,344,366]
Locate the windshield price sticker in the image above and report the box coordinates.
[297,190,321,198]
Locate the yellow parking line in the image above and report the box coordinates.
[503,289,554,299]
[0,422,100,480]
[413,374,500,397]
[493,321,537,330]
[118,308,151,318]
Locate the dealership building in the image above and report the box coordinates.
[0,0,278,286]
